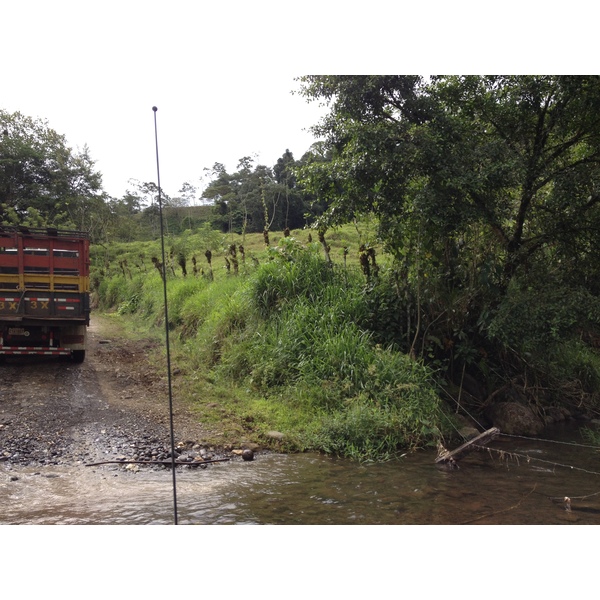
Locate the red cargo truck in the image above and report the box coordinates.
[0,226,90,362]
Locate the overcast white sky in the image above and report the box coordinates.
[3,2,335,201]
[2,2,593,203]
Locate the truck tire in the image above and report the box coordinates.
[72,350,85,363]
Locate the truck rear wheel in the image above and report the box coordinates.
[72,350,85,363]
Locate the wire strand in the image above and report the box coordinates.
[499,432,600,450]
[474,444,600,477]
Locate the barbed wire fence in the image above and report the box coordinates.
[440,388,600,521]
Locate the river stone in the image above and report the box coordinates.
[458,426,480,440]
[265,431,285,441]
[542,406,571,425]
[486,402,544,436]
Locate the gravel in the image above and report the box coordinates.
[0,320,239,470]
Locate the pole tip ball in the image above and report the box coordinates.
[152,106,158,112]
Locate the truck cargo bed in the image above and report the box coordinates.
[0,226,90,362]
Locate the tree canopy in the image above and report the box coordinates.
[298,75,600,284]
[0,109,106,234]
[201,152,318,234]
[0,108,318,242]
[297,75,600,381]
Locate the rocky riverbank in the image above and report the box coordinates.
[0,316,260,473]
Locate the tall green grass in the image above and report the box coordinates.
[94,233,448,460]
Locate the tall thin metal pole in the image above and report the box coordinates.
[152,106,178,525]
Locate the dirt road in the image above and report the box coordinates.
[0,316,229,468]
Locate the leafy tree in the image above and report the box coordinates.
[0,109,105,229]
[177,181,197,206]
[202,154,310,235]
[104,194,143,241]
[202,162,245,233]
[297,75,600,380]
[299,75,600,286]
[125,179,171,208]
[274,149,296,186]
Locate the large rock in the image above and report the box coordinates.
[485,402,545,436]
[542,406,571,425]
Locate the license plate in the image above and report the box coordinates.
[8,328,29,336]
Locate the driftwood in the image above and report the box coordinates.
[85,458,231,467]
[435,427,500,467]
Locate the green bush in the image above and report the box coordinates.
[488,280,600,355]
[181,281,252,367]
[546,340,600,399]
[166,277,208,327]
[98,274,129,309]
[179,276,243,337]
[238,271,445,459]
[250,238,336,317]
[305,393,442,462]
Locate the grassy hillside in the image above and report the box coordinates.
[91,223,455,461]
[92,220,385,284]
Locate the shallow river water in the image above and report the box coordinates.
[2,422,599,525]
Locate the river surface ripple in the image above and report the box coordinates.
[2,422,600,525]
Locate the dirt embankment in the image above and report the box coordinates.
[0,316,241,469]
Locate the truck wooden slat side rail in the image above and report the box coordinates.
[0,225,90,362]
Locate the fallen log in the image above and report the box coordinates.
[435,427,500,467]
[85,458,231,467]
